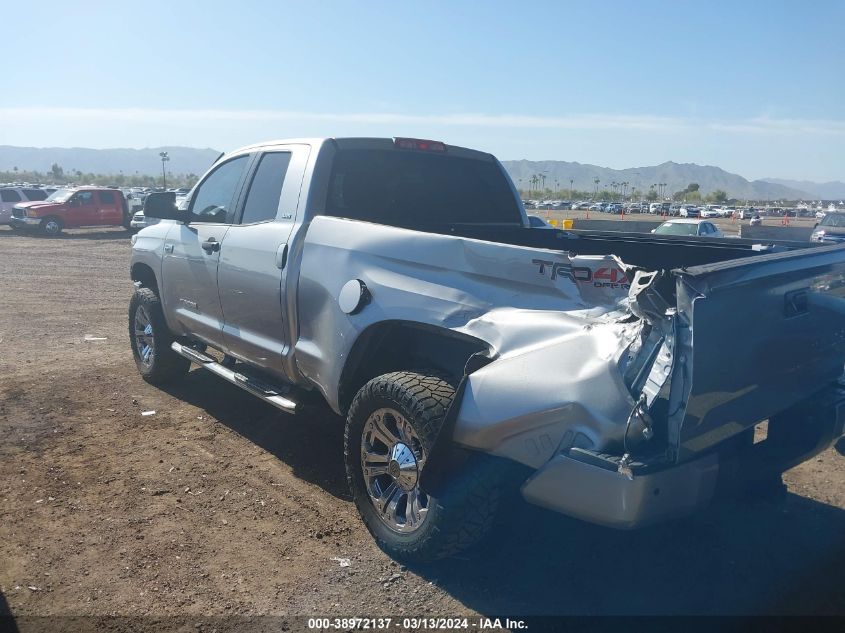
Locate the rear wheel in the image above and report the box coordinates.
[345,371,499,562]
[128,287,190,385]
[39,217,63,236]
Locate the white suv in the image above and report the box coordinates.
[1,187,49,224]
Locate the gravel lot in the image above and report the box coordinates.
[1,225,844,625]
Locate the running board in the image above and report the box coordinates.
[170,342,298,414]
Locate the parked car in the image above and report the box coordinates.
[679,205,700,218]
[652,219,724,237]
[0,186,49,224]
[9,187,131,236]
[811,212,845,244]
[127,136,845,563]
[700,207,722,219]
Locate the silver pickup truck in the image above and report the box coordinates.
[129,137,845,562]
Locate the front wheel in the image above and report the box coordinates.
[345,371,499,562]
[40,217,63,236]
[128,287,190,385]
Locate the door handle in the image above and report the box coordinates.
[275,243,288,269]
[201,237,220,253]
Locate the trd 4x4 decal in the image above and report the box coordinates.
[533,258,630,289]
[532,258,574,281]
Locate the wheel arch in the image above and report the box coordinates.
[131,262,159,294]
[337,320,491,414]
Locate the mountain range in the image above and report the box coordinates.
[0,145,840,200]
[758,178,845,200]
[501,160,820,201]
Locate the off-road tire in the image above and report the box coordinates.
[345,371,499,562]
[39,216,63,236]
[128,287,190,385]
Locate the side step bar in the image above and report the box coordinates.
[171,342,298,414]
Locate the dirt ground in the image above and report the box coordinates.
[1,225,844,626]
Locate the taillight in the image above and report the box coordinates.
[393,137,446,152]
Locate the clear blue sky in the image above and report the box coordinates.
[3,0,844,181]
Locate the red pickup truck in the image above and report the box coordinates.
[9,187,131,236]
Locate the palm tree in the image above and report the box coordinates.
[593,177,600,197]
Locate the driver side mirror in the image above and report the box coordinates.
[144,192,188,222]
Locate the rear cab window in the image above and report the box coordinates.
[325,147,522,230]
[239,152,292,224]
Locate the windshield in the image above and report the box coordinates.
[326,149,523,228]
[820,213,845,228]
[46,189,75,203]
[654,222,698,236]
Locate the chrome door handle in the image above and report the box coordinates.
[201,238,220,253]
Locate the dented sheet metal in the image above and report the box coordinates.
[297,217,642,429]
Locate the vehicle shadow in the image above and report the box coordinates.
[411,485,845,616]
[0,590,18,632]
[836,436,845,456]
[160,368,845,615]
[0,227,131,241]
[160,368,350,501]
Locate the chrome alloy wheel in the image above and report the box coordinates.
[43,219,61,235]
[133,305,155,367]
[361,408,429,533]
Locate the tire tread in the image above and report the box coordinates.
[345,371,499,562]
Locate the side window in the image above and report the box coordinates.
[98,190,116,205]
[23,189,48,201]
[1,189,21,203]
[77,191,95,205]
[240,152,292,224]
[190,156,250,224]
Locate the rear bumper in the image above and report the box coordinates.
[520,383,845,529]
[521,451,720,529]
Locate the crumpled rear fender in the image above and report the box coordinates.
[451,320,640,469]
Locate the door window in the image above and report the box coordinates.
[240,152,292,224]
[190,156,250,224]
[98,190,116,204]
[76,192,95,205]
[1,189,21,203]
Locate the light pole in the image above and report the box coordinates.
[159,151,170,189]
